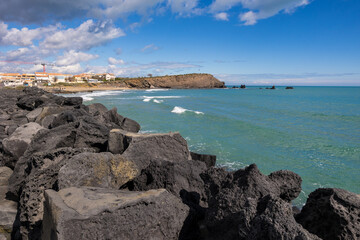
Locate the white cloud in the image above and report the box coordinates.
[42,20,124,51]
[0,22,60,46]
[210,0,310,25]
[214,12,229,21]
[141,44,160,52]
[167,0,201,16]
[56,50,99,66]
[52,63,83,74]
[108,57,125,65]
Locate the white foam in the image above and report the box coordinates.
[143,98,151,102]
[81,90,123,102]
[142,96,182,99]
[171,106,204,115]
[153,99,163,104]
[145,89,169,92]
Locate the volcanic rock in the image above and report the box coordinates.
[296,188,360,240]
[42,187,189,240]
[58,152,139,190]
[109,129,191,169]
[2,123,44,163]
[0,167,17,240]
[190,152,216,168]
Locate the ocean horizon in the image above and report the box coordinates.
[64,86,360,206]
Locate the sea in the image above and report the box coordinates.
[65,86,360,206]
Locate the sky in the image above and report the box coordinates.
[0,0,359,86]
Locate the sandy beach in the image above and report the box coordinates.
[41,84,131,93]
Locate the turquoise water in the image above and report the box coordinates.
[72,87,360,205]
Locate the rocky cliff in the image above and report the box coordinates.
[123,73,225,89]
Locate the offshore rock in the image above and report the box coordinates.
[296,188,360,240]
[58,152,139,190]
[42,187,189,240]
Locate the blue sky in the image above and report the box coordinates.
[0,0,359,86]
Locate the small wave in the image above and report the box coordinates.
[142,96,182,99]
[145,89,169,92]
[171,106,204,115]
[153,99,163,104]
[143,98,151,102]
[81,90,123,102]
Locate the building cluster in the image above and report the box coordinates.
[0,72,116,87]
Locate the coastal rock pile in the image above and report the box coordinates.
[0,87,359,240]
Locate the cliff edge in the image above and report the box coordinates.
[123,73,225,89]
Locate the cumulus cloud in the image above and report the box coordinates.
[108,57,125,65]
[52,63,84,74]
[56,50,99,66]
[214,12,229,21]
[42,20,124,51]
[210,0,310,25]
[0,22,60,46]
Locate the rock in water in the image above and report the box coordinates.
[42,187,189,240]
[58,152,139,189]
[296,188,360,240]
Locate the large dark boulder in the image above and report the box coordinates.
[198,164,302,240]
[191,152,216,168]
[296,188,360,240]
[10,148,94,239]
[42,187,189,240]
[2,123,44,162]
[248,195,321,240]
[123,159,208,206]
[109,129,191,169]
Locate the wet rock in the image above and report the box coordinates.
[296,188,360,240]
[58,152,139,190]
[42,187,189,240]
[190,152,216,168]
[2,123,44,161]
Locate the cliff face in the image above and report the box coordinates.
[123,73,225,89]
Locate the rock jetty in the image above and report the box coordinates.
[0,87,359,240]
